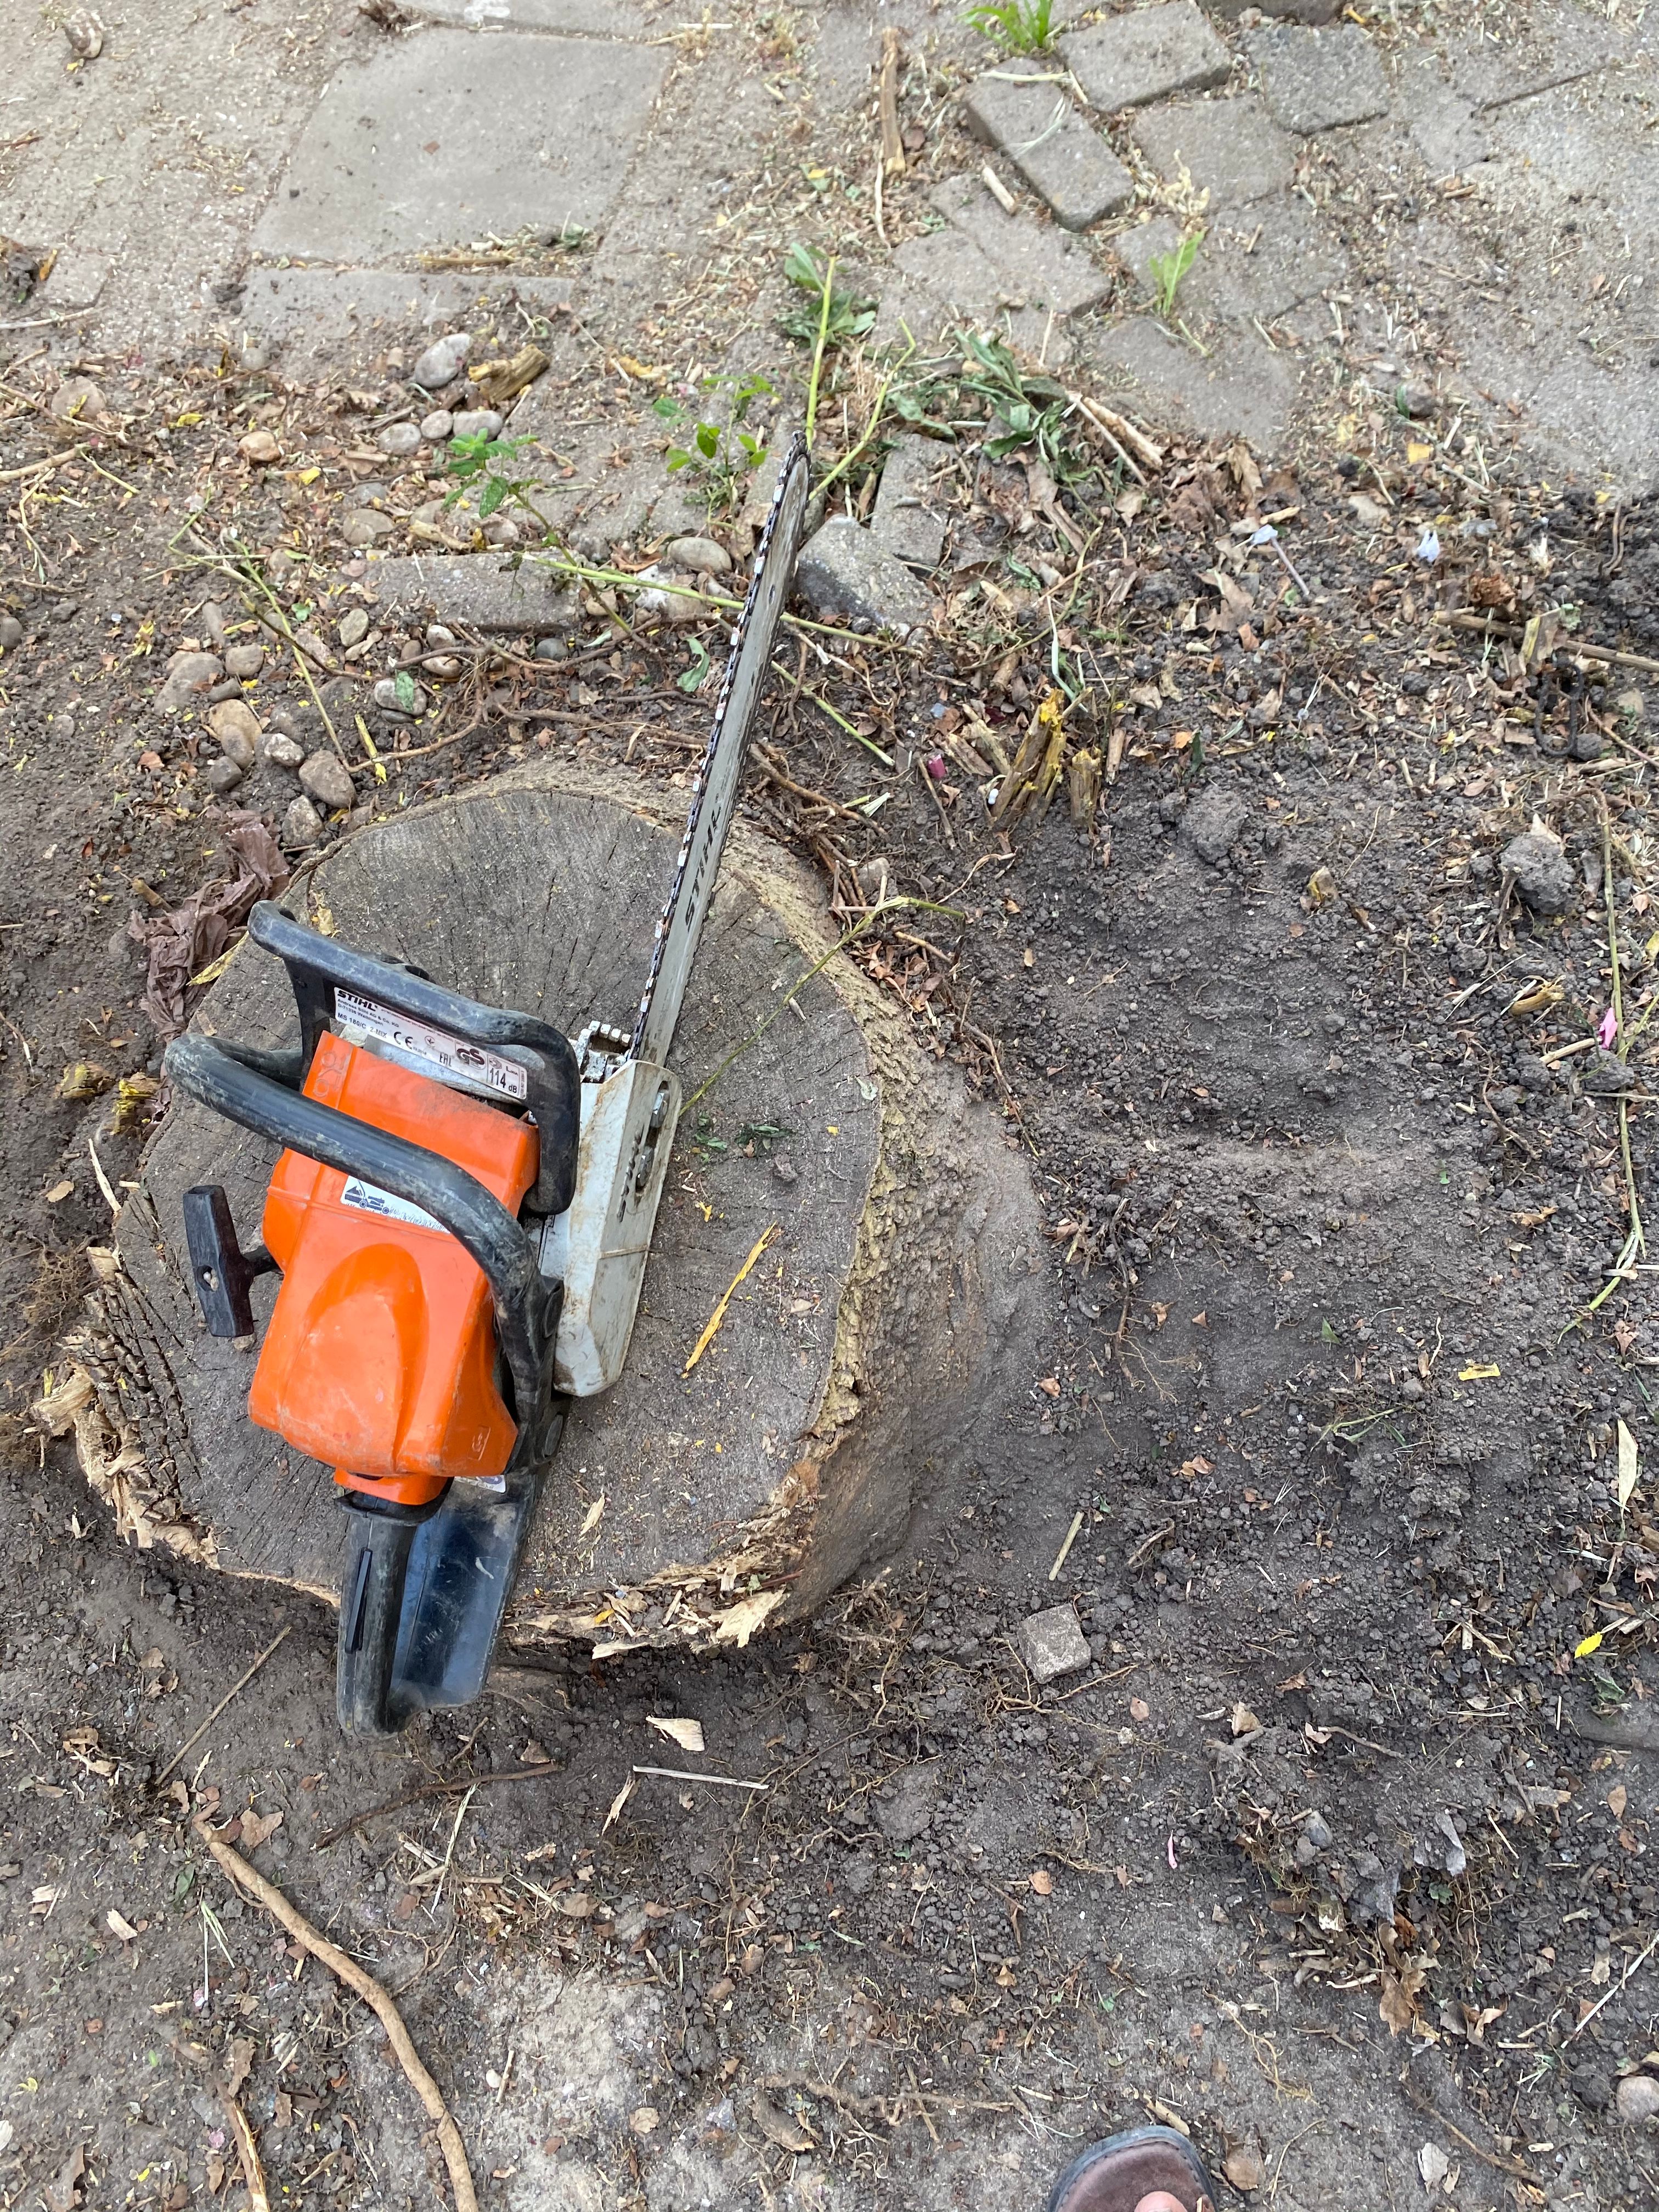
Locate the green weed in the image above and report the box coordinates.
[1147,230,1204,317]
[780,243,876,347]
[963,0,1054,54]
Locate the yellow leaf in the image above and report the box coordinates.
[1610,1783,1628,1818]
[1406,440,1434,464]
[1576,1631,1605,1659]
[1618,1419,1640,1514]
[296,467,319,485]
[173,411,202,426]
[1458,1363,1500,1381]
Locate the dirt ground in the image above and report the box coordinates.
[3,3,1659,2211]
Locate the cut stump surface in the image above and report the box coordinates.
[88,765,1040,1655]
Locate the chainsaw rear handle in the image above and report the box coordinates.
[164,1032,563,1458]
[245,901,582,1217]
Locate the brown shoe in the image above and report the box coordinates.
[1046,2126,1218,2212]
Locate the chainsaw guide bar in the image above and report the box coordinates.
[164,431,813,1737]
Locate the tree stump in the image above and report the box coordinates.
[75,764,1041,1657]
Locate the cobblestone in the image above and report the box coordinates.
[1245,22,1390,135]
[963,69,1133,230]
[1130,93,1297,211]
[1059,1,1229,116]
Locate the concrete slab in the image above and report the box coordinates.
[402,0,648,29]
[1245,24,1389,136]
[797,518,934,631]
[928,176,1113,317]
[962,68,1135,229]
[240,268,574,367]
[1114,215,1184,304]
[1059,1,1229,116]
[1206,0,1335,19]
[1083,315,1299,451]
[1184,198,1346,322]
[362,552,583,633]
[872,434,951,571]
[254,30,668,264]
[1130,94,1297,211]
[1392,49,1498,176]
[871,272,1074,368]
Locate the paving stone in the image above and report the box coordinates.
[1082,315,1299,452]
[38,246,111,311]
[240,269,574,369]
[254,30,668,263]
[962,68,1133,230]
[364,554,584,634]
[1392,48,1497,174]
[1130,94,1297,211]
[795,519,933,633]
[403,0,648,28]
[929,176,1111,317]
[1059,1,1229,116]
[1017,1605,1091,1685]
[871,435,951,572]
[1114,215,1186,304]
[876,224,1079,364]
[1183,198,1347,323]
[1245,24,1389,136]
[1206,0,1335,21]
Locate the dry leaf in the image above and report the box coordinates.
[629,2106,660,2136]
[1418,2143,1451,2190]
[1129,1697,1150,1723]
[556,1890,597,1918]
[1380,1953,1429,2036]
[1618,1419,1640,1514]
[602,1775,635,1833]
[105,1907,138,1942]
[751,2094,815,2153]
[1030,1867,1053,1896]
[579,1492,606,1538]
[45,1179,74,1203]
[713,1589,783,1648]
[646,1716,706,1753]
[1230,1702,1261,1737]
[1223,2140,1266,2191]
[225,2035,255,2096]
[42,2145,85,2212]
[1610,1783,1628,1819]
[238,1809,283,1850]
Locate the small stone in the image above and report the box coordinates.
[238,428,280,465]
[635,563,708,625]
[207,699,261,770]
[283,795,323,847]
[1401,1373,1424,1401]
[1303,1810,1333,1850]
[1583,1049,1640,1096]
[772,1156,798,1187]
[450,408,504,441]
[531,637,563,663]
[1614,688,1645,725]
[0,613,21,651]
[1017,1605,1091,1685]
[419,410,454,442]
[795,518,932,632]
[223,643,264,679]
[665,534,733,577]
[377,421,423,458]
[338,608,370,649]
[342,510,397,548]
[1245,22,1390,136]
[411,332,471,391]
[1060,0,1228,114]
[374,676,428,716]
[423,654,462,679]
[1500,828,1577,916]
[1616,2072,1659,2124]
[156,651,223,713]
[482,515,521,547]
[1572,726,1606,764]
[202,757,245,794]
[46,712,75,743]
[49,377,105,423]
[299,751,356,813]
[963,68,1133,230]
[425,624,458,650]
[875,1764,940,1843]
[261,732,304,771]
[1181,787,1249,865]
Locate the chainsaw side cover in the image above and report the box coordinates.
[251,1032,538,1499]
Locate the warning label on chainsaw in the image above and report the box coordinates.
[340,1177,444,1234]
[334,987,528,1102]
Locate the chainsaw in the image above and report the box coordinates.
[163,434,811,1738]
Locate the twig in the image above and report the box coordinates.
[879,29,906,178]
[1048,1510,1085,1582]
[683,1223,780,1375]
[631,1764,768,1793]
[409,1784,476,1897]
[1065,393,1163,479]
[222,2087,270,2212]
[769,657,894,765]
[1567,1928,1659,2040]
[155,1627,291,1784]
[196,1820,478,2212]
[1126,1520,1177,1570]
[1432,610,1659,678]
[316,1764,561,1850]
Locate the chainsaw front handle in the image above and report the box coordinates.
[165,1033,562,1458]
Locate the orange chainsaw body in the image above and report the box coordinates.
[249,1031,538,1508]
